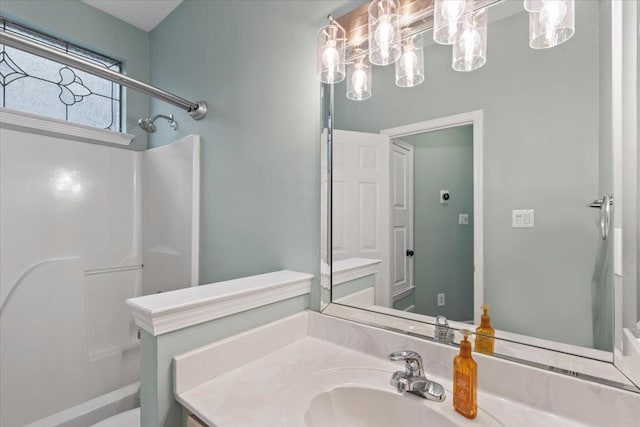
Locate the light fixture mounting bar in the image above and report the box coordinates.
[327,14,347,33]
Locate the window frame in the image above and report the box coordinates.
[0,17,123,132]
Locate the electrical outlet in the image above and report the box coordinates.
[437,293,445,307]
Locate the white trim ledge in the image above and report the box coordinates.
[332,258,381,285]
[0,107,134,146]
[127,270,313,336]
[392,286,415,301]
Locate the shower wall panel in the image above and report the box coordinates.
[142,134,200,294]
[0,124,142,427]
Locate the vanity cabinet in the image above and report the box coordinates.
[185,412,207,427]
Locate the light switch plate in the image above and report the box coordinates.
[512,209,534,228]
[459,214,469,225]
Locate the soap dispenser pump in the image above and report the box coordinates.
[453,329,477,419]
[474,304,495,355]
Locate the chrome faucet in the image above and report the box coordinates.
[389,351,446,402]
[434,315,454,345]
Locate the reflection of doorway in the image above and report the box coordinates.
[382,111,484,324]
[393,126,474,322]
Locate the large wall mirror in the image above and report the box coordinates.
[320,0,639,391]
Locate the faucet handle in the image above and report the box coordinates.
[396,376,409,395]
[389,350,424,377]
[390,370,410,395]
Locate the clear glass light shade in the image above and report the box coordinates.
[433,0,470,45]
[368,0,402,66]
[452,7,488,72]
[317,24,346,84]
[347,57,372,101]
[523,0,543,12]
[529,0,575,49]
[395,35,424,87]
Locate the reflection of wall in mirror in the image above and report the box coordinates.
[636,0,640,328]
[334,2,610,350]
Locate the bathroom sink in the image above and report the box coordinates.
[282,367,502,427]
[304,385,457,427]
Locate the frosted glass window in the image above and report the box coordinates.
[0,18,122,131]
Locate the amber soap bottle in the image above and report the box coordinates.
[453,329,477,419]
[474,304,495,355]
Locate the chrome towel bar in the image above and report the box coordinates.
[587,196,614,208]
[588,195,613,240]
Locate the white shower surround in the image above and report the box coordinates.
[0,108,200,427]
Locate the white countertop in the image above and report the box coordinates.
[177,336,591,427]
[174,312,640,427]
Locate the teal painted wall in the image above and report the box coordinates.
[0,0,151,150]
[402,126,474,322]
[593,1,613,351]
[147,0,351,311]
[141,296,309,427]
[637,2,640,325]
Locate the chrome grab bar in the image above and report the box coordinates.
[85,264,143,276]
[588,195,613,240]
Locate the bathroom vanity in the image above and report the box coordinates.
[173,311,640,427]
[136,1,639,425]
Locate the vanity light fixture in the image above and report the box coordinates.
[368,0,402,66]
[317,0,578,99]
[452,7,488,72]
[317,15,346,84]
[396,32,425,88]
[433,0,469,45]
[528,0,575,49]
[347,53,373,100]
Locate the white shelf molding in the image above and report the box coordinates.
[393,286,415,302]
[332,258,381,285]
[0,107,134,147]
[127,270,313,336]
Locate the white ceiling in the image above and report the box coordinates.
[82,0,523,34]
[81,0,183,32]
